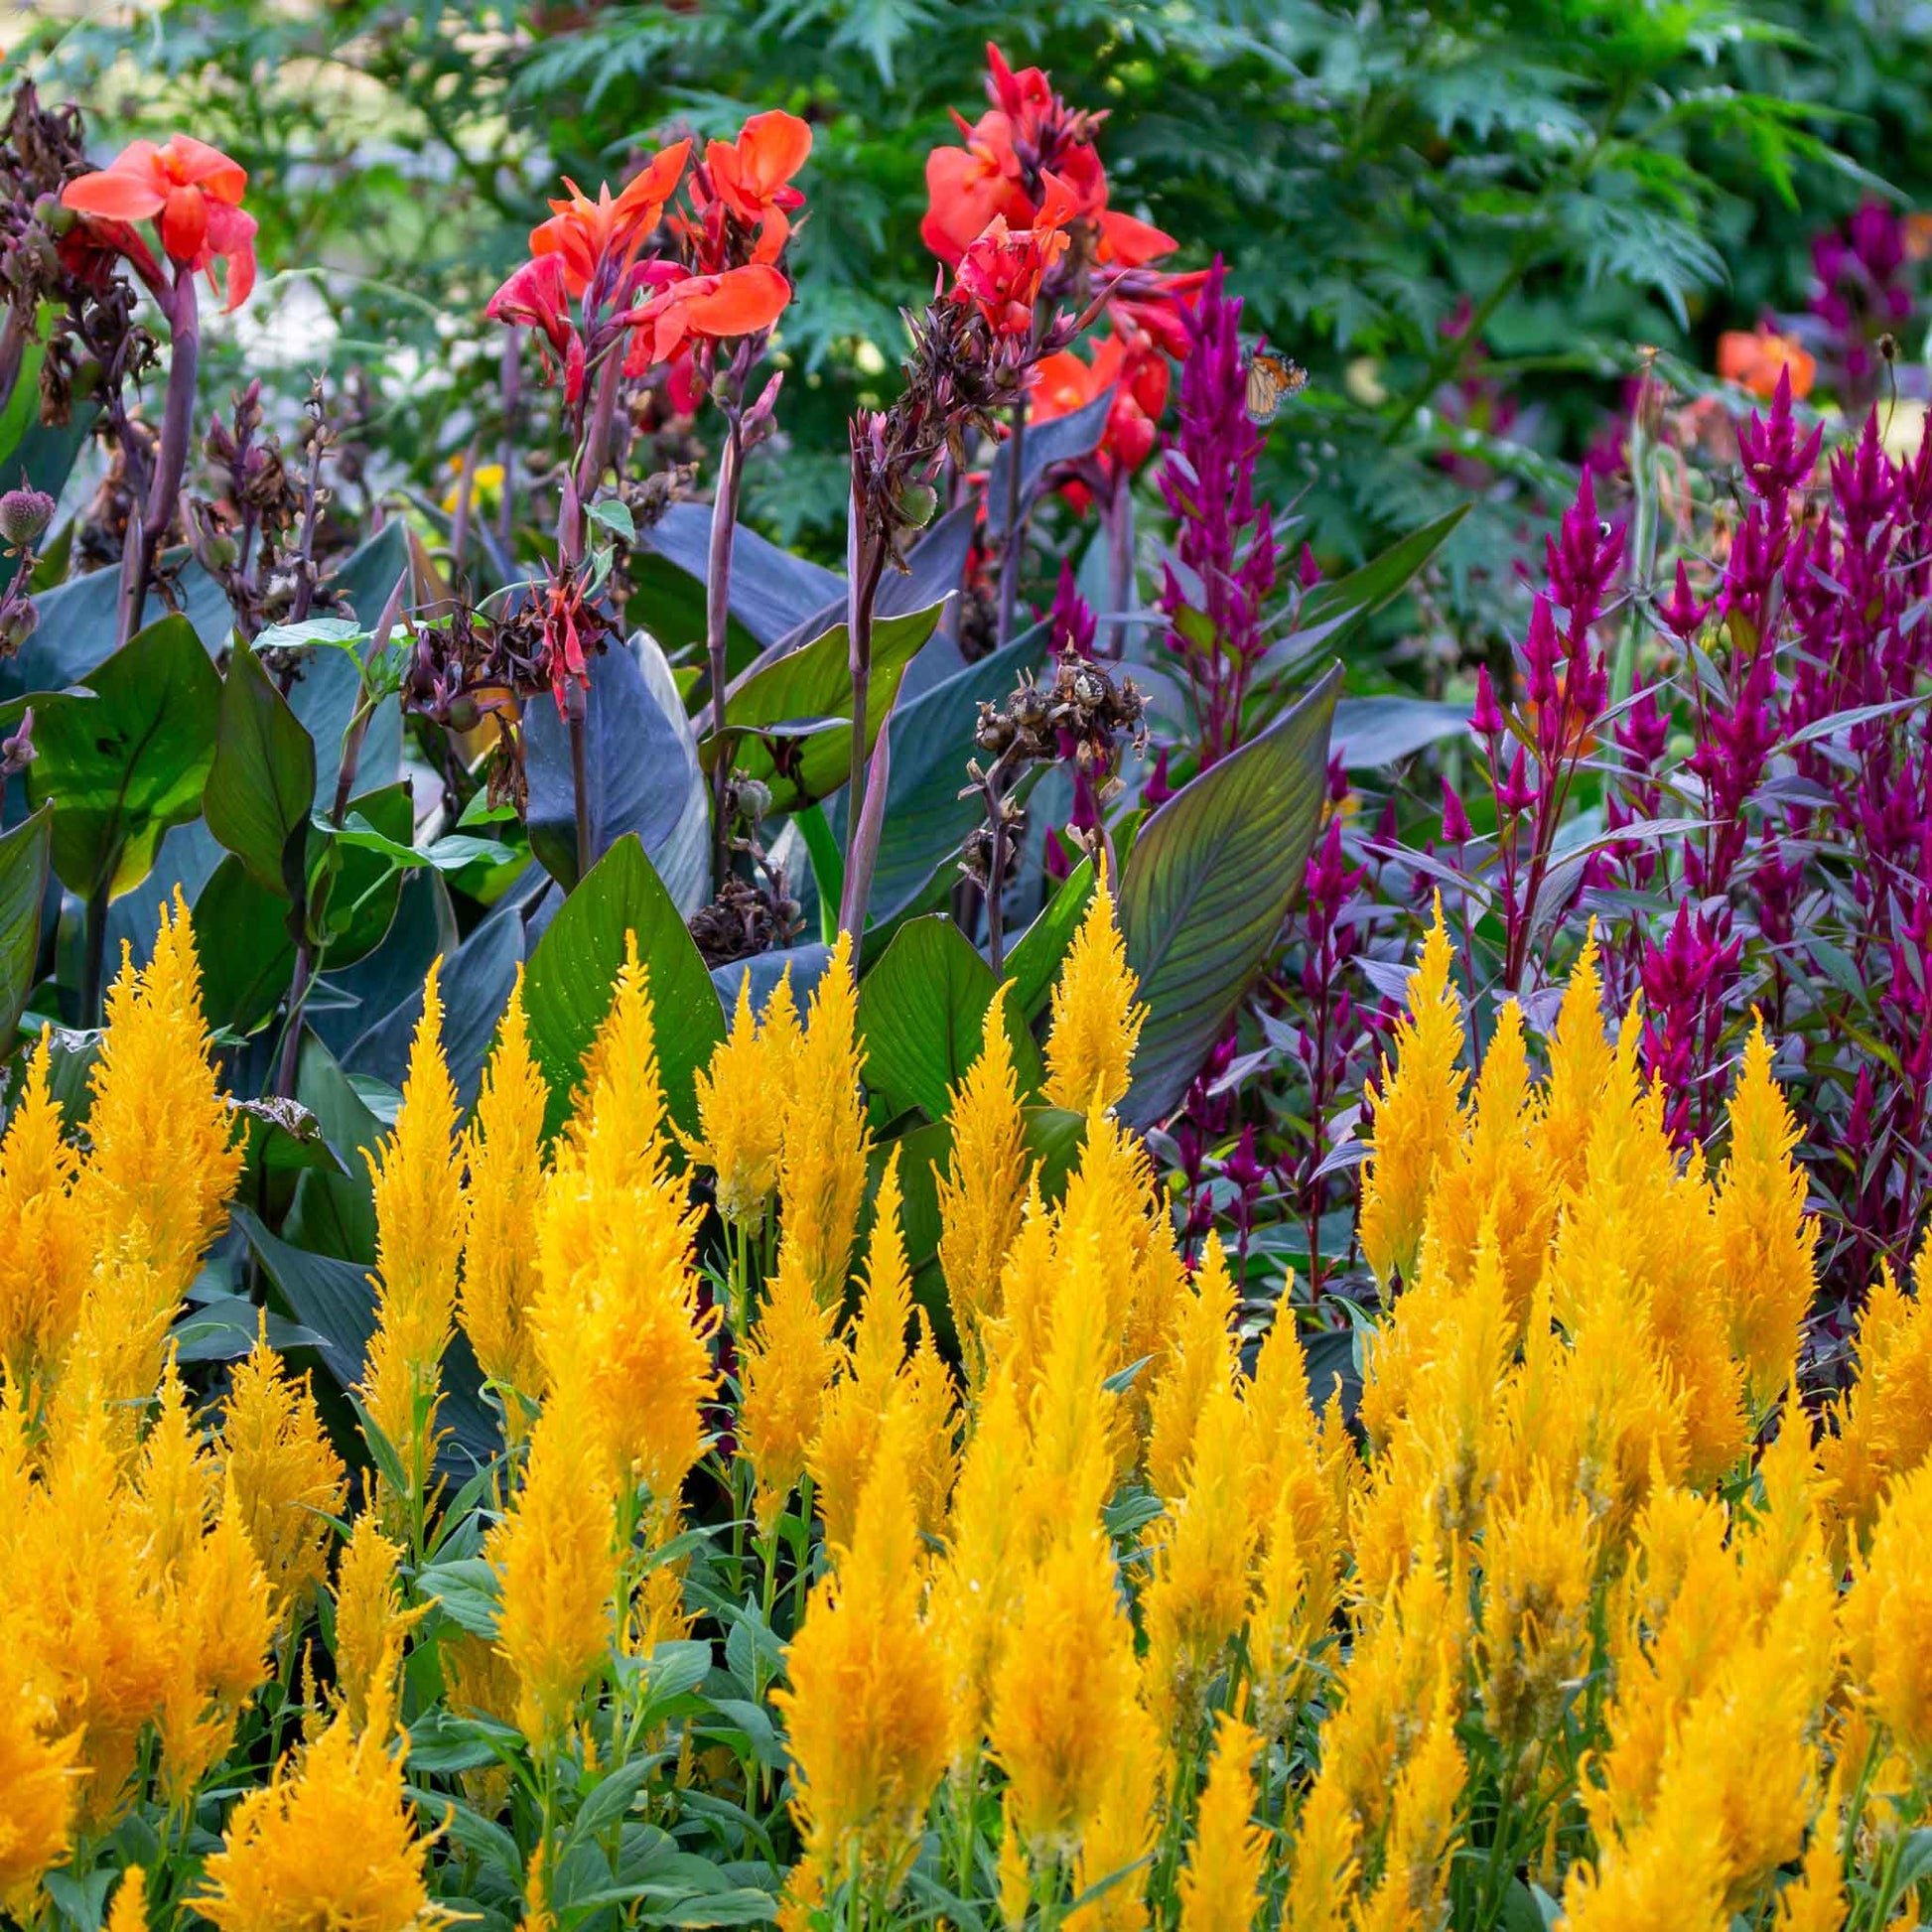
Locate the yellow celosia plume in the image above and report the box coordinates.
[1174,1713,1266,1932]
[1042,862,1145,1116]
[777,933,870,1305]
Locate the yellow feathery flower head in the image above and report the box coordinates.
[740,1242,839,1536]
[1418,998,1555,1323]
[531,945,719,1505]
[1541,920,1613,1194]
[1711,1019,1817,1414]
[1477,1475,1597,1750]
[154,1478,276,1806]
[1843,1456,1932,1770]
[1142,1375,1260,1740]
[809,1148,916,1552]
[986,1523,1143,1866]
[333,1515,421,1735]
[1771,1778,1847,1932]
[1557,1766,1728,1932]
[197,1688,456,1932]
[775,1405,949,1898]
[929,1365,1032,1770]
[104,1865,146,1932]
[1817,1245,1932,1553]
[1145,1232,1239,1502]
[360,963,465,1516]
[6,1391,170,1824]
[686,972,790,1229]
[132,1350,217,1579]
[1280,1773,1359,1932]
[1175,1713,1266,1932]
[0,1656,78,1903]
[935,980,1033,1387]
[219,1326,348,1623]
[898,1309,960,1537]
[778,933,870,1305]
[80,893,243,1298]
[0,1029,89,1393]
[1358,897,1467,1290]
[460,970,549,1425]
[1042,861,1145,1116]
[1063,1690,1161,1932]
[488,1391,616,1750]
[1353,1693,1464,1932]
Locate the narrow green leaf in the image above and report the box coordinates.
[205,639,318,899]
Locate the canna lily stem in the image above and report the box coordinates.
[707,400,746,891]
[119,269,200,646]
[995,389,1029,646]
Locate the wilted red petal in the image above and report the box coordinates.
[62,158,167,222]
[158,184,208,264]
[162,134,247,204]
[205,202,258,310]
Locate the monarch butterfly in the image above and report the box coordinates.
[1245,349,1307,424]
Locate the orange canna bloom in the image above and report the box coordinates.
[950,174,1077,340]
[624,264,793,373]
[529,142,692,296]
[62,134,258,310]
[703,111,812,263]
[1031,328,1171,500]
[1717,328,1816,402]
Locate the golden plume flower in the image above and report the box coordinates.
[1711,1019,1817,1413]
[777,933,870,1304]
[131,1350,217,1578]
[986,1523,1143,1866]
[460,970,549,1428]
[197,1686,455,1932]
[1352,1691,1463,1932]
[360,962,465,1523]
[0,1653,78,1902]
[1417,998,1554,1323]
[740,1242,839,1537]
[1358,897,1467,1290]
[531,942,718,1505]
[1175,1713,1266,1932]
[79,893,243,1299]
[1142,1375,1260,1739]
[686,972,790,1229]
[929,1366,1032,1770]
[1556,1763,1728,1932]
[13,1392,171,1823]
[1843,1456,1932,1770]
[1279,1774,1359,1932]
[154,1479,276,1806]
[0,1029,89,1394]
[935,980,1033,1387]
[1477,1474,1597,1749]
[333,1515,421,1736]
[1145,1233,1239,1501]
[104,1865,146,1932]
[809,1147,916,1552]
[488,1389,617,1750]
[1771,1778,1847,1932]
[775,1405,949,1899]
[1817,1241,1932,1553]
[1063,1690,1161,1932]
[1539,919,1613,1193]
[219,1326,348,1624]
[1042,863,1145,1116]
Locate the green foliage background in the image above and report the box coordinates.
[21,0,1930,597]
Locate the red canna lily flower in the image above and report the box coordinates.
[701,110,812,263]
[484,254,587,403]
[623,262,793,372]
[921,111,1032,266]
[1031,328,1171,507]
[1717,326,1817,402]
[949,175,1077,338]
[61,133,258,311]
[529,141,692,297]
